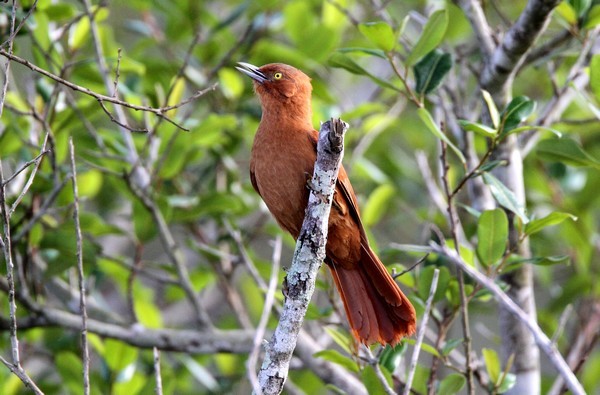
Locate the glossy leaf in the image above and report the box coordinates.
[337,47,387,59]
[418,265,451,302]
[584,5,600,28]
[536,138,600,169]
[358,21,396,52]
[524,212,577,236]
[500,96,535,134]
[418,108,466,164]
[414,49,452,94]
[476,209,508,266]
[406,9,449,66]
[379,342,408,373]
[483,173,529,223]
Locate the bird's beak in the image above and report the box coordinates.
[236,62,268,84]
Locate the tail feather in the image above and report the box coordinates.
[329,245,416,346]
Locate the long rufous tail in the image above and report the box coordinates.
[329,245,416,346]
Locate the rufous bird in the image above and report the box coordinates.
[236,62,416,345]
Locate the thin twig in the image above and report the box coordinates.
[69,137,90,395]
[248,236,282,395]
[153,347,163,395]
[404,268,439,395]
[440,142,475,395]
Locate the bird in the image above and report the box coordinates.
[236,61,416,346]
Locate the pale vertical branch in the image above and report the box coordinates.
[257,119,348,395]
[248,236,282,394]
[153,347,163,395]
[453,0,495,57]
[403,268,439,395]
[461,1,564,393]
[69,137,90,395]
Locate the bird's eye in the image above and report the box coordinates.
[273,72,283,80]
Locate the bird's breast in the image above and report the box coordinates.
[250,128,317,238]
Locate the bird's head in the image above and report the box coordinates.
[236,63,314,128]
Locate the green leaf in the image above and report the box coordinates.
[482,348,501,384]
[418,108,466,164]
[482,173,529,223]
[502,125,562,138]
[497,372,517,393]
[556,1,578,24]
[438,373,467,395]
[414,49,452,94]
[363,184,396,226]
[500,96,535,134]
[337,47,387,59]
[458,120,497,138]
[219,68,244,99]
[482,90,500,128]
[328,53,400,91]
[314,350,359,372]
[524,212,577,236]
[406,8,449,66]
[590,54,600,102]
[476,209,508,266]
[362,365,391,394]
[509,255,570,267]
[536,138,600,169]
[441,338,463,356]
[358,21,396,52]
[104,339,138,372]
[325,326,352,354]
[418,265,450,302]
[584,5,600,28]
[404,338,441,357]
[379,342,407,373]
[569,0,592,16]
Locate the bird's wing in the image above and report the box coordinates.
[307,130,368,240]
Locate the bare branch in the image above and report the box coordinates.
[404,268,439,395]
[430,243,586,395]
[69,138,90,395]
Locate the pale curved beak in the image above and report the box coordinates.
[236,62,268,84]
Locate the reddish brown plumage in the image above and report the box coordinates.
[237,62,416,345]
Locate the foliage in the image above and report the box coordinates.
[0,0,599,394]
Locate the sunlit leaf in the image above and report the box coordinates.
[584,5,600,28]
[524,212,577,236]
[482,348,501,384]
[337,47,387,59]
[414,49,452,94]
[358,21,396,52]
[363,184,396,226]
[458,120,497,138]
[418,265,450,302]
[362,365,392,394]
[104,339,138,372]
[476,209,508,266]
[482,90,500,128]
[406,8,449,66]
[555,2,578,24]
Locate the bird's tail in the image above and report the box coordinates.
[329,244,416,346]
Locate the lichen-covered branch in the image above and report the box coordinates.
[257,119,349,395]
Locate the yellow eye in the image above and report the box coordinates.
[273,72,283,80]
